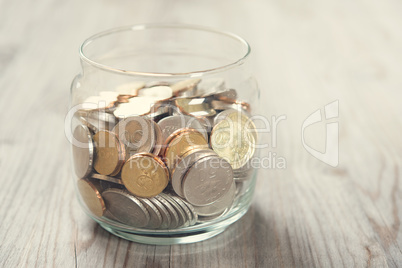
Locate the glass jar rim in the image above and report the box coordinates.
[79,24,251,77]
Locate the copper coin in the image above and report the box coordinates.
[157,115,208,145]
[164,129,209,170]
[77,179,105,217]
[72,125,94,179]
[93,130,125,176]
[121,153,169,198]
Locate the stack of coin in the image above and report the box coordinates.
[72,78,257,229]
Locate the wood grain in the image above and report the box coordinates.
[1,0,402,267]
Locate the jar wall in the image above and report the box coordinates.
[69,25,259,244]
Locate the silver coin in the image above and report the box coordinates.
[151,120,163,156]
[196,208,228,223]
[171,149,217,197]
[145,102,171,122]
[112,116,155,154]
[169,195,194,227]
[157,115,208,143]
[154,195,180,229]
[138,198,163,229]
[180,198,198,225]
[193,181,236,216]
[103,210,120,222]
[182,156,233,206]
[193,116,214,134]
[149,197,171,229]
[72,125,94,179]
[162,194,188,228]
[91,173,123,185]
[102,189,150,227]
[80,111,117,132]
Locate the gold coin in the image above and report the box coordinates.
[164,129,209,169]
[121,153,169,198]
[174,97,216,118]
[210,118,255,170]
[93,130,125,176]
[77,179,105,217]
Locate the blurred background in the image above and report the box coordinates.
[1,0,401,267]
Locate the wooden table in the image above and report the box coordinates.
[1,0,401,266]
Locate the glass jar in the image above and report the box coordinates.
[67,24,260,245]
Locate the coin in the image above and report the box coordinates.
[91,173,123,185]
[149,197,172,229]
[121,153,169,198]
[182,155,233,206]
[212,88,238,101]
[169,195,194,227]
[210,116,256,170]
[102,188,150,227]
[174,97,216,118]
[171,148,217,197]
[145,100,171,122]
[211,100,244,112]
[72,125,94,179]
[93,130,125,176]
[151,120,163,156]
[138,198,163,229]
[164,129,209,169]
[162,194,188,227]
[98,180,126,192]
[115,81,145,95]
[154,195,180,229]
[80,111,116,132]
[113,97,159,118]
[112,116,155,154]
[196,209,228,223]
[138,86,173,100]
[157,115,208,144]
[180,198,198,225]
[77,179,105,217]
[193,180,236,216]
[170,78,200,96]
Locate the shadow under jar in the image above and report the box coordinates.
[69,24,260,245]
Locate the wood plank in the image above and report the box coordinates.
[0,0,401,266]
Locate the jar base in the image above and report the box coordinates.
[99,223,226,245]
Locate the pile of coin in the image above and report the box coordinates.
[72,78,257,229]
